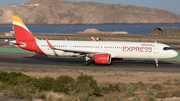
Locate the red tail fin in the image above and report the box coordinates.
[12,16,35,41]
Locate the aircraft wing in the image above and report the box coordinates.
[53,48,117,57]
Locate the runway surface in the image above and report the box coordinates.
[0,52,179,73]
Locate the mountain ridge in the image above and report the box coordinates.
[0,0,180,24]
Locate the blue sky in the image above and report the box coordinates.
[1,0,180,15]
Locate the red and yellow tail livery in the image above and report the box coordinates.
[11,16,44,54]
[12,16,35,41]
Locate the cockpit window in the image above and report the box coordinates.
[163,47,171,50]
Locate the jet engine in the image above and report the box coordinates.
[94,54,111,64]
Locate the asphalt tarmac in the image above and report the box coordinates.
[0,52,179,73]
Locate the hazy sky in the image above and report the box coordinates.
[1,0,180,14]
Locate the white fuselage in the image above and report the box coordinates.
[35,40,178,59]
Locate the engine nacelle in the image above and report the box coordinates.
[111,58,123,63]
[94,54,111,64]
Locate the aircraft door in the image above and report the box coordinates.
[153,44,158,54]
[68,43,73,49]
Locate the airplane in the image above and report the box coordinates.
[9,16,178,66]
[91,36,96,41]
[91,37,101,41]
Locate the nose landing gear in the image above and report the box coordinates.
[155,59,158,67]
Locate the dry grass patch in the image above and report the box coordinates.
[42,91,66,101]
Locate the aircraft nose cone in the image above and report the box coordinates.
[172,51,178,58]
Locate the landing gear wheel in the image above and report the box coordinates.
[155,59,159,67]
[83,61,90,66]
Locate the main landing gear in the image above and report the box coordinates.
[83,57,90,66]
[155,59,158,67]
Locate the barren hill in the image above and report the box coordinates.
[0,0,180,24]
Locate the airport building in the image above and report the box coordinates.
[151,27,180,35]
